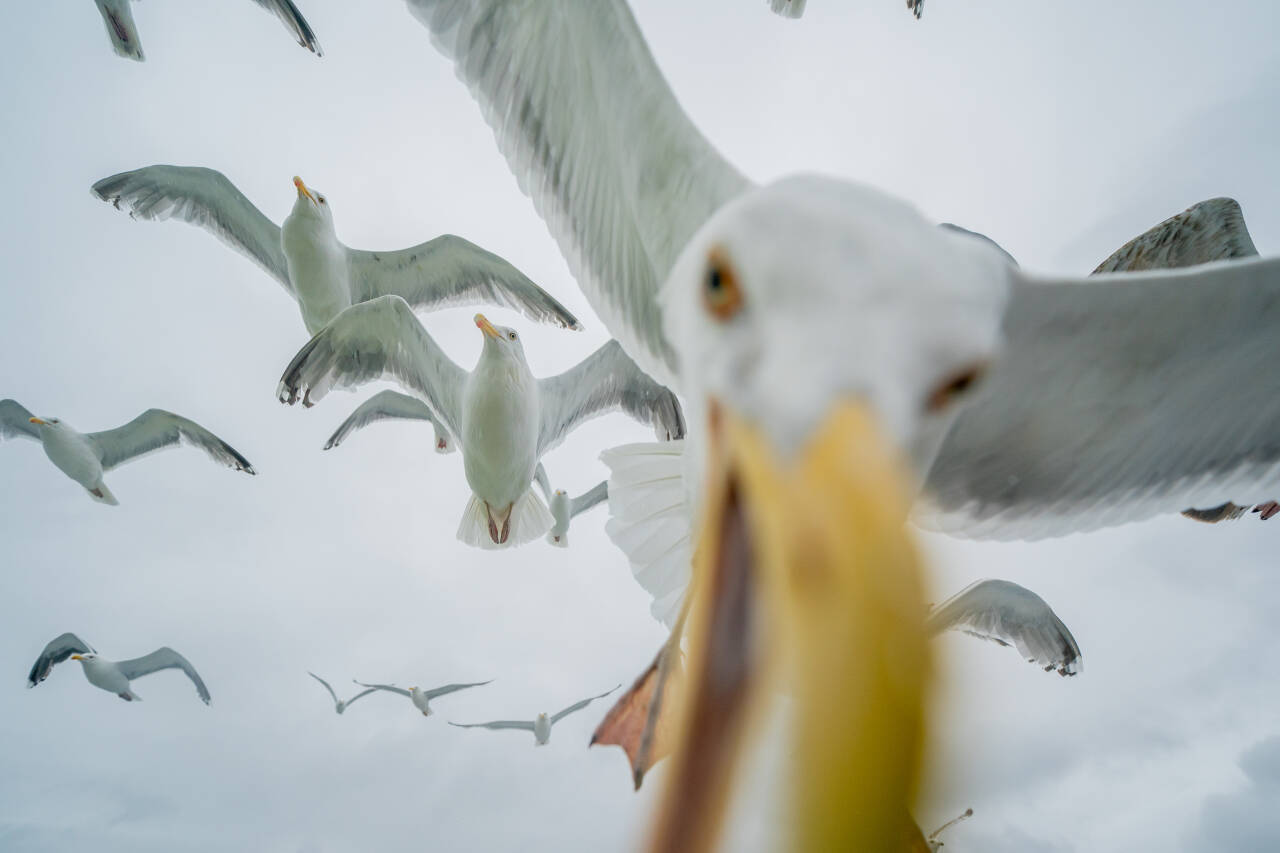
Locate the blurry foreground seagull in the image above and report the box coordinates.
[27,633,210,704]
[278,304,683,548]
[92,168,580,337]
[308,672,379,715]
[2,399,254,505]
[93,0,321,62]
[547,481,608,547]
[927,580,1080,677]
[354,679,492,717]
[325,389,455,454]
[449,685,620,746]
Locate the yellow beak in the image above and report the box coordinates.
[648,401,931,853]
[29,417,45,425]
[293,175,316,204]
[70,654,83,661]
[474,314,502,340]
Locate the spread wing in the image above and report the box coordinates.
[570,481,609,518]
[27,633,94,687]
[927,580,1081,677]
[91,165,291,293]
[405,0,751,385]
[921,255,1280,539]
[308,671,339,703]
[769,0,809,18]
[277,295,467,440]
[353,680,412,698]
[349,235,580,331]
[341,687,380,708]
[551,684,620,724]
[1092,198,1258,274]
[448,719,535,732]
[323,389,450,451]
[0,399,40,442]
[117,647,211,704]
[88,410,256,474]
[537,340,685,457]
[424,679,493,700]
[250,0,322,55]
[94,0,144,61]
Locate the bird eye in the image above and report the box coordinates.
[925,363,988,413]
[318,196,326,204]
[508,331,517,341]
[703,247,744,321]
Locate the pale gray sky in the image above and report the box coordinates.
[1,1,1278,851]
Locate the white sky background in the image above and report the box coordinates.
[1,1,1278,850]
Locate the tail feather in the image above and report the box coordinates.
[88,483,119,506]
[456,490,552,550]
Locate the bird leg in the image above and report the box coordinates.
[927,807,974,848]
[1253,500,1280,520]
[485,502,514,544]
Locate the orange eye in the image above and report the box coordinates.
[703,247,744,321]
[925,363,988,413]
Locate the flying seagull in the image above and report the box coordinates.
[325,389,455,454]
[93,0,321,62]
[405,0,1280,847]
[547,481,609,547]
[27,632,210,704]
[927,579,1081,677]
[353,679,492,717]
[2,399,254,504]
[449,685,620,746]
[277,301,684,548]
[91,168,581,337]
[308,672,379,715]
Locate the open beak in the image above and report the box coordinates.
[647,401,931,853]
[70,654,83,661]
[474,314,502,340]
[293,175,316,204]
[29,417,45,425]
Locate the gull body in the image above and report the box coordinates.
[354,679,492,717]
[449,685,619,746]
[27,633,210,704]
[308,672,378,715]
[37,419,109,501]
[280,180,353,334]
[547,481,608,547]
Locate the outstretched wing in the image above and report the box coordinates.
[353,680,412,698]
[250,0,323,55]
[0,399,40,442]
[551,684,620,724]
[91,165,291,293]
[537,340,684,456]
[324,389,450,451]
[27,633,94,687]
[308,671,339,703]
[117,647,211,704]
[277,295,467,439]
[94,0,144,61]
[1092,198,1258,274]
[424,679,493,700]
[341,687,380,708]
[88,410,256,474]
[922,255,1280,539]
[405,0,751,385]
[448,720,535,732]
[769,0,808,18]
[570,481,609,518]
[926,580,1081,677]
[349,236,580,331]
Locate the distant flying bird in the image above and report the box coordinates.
[93,0,321,62]
[325,390,455,455]
[547,481,608,547]
[308,672,379,715]
[91,168,581,337]
[27,632,210,704]
[354,679,492,717]
[927,579,1081,677]
[1,399,254,505]
[277,300,684,548]
[450,685,620,746]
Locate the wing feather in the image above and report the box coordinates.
[88,410,255,474]
[117,647,211,704]
[424,680,493,700]
[0,400,40,442]
[27,633,94,687]
[324,389,450,451]
[927,580,1081,677]
[249,0,323,55]
[551,684,620,724]
[448,720,536,731]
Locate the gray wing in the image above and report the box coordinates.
[1092,198,1258,274]
[939,223,1018,267]
[921,255,1280,539]
[117,647,211,704]
[91,165,291,293]
[277,295,467,440]
[87,410,255,474]
[769,0,809,18]
[537,340,685,457]
[926,580,1081,677]
[308,671,339,703]
[341,687,380,708]
[569,481,609,518]
[0,400,40,442]
[448,720,535,732]
[353,680,412,698]
[324,389,451,451]
[534,463,552,501]
[550,684,620,724]
[94,0,144,61]
[423,679,493,700]
[249,0,322,55]
[27,633,94,687]
[349,235,580,331]
[405,0,751,386]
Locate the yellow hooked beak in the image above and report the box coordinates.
[293,175,316,204]
[474,314,502,340]
[29,417,46,425]
[648,401,931,853]
[70,654,84,661]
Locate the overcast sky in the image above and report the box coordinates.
[1,1,1279,851]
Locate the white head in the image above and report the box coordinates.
[69,652,98,665]
[473,314,529,368]
[287,175,336,235]
[27,416,69,436]
[547,489,570,547]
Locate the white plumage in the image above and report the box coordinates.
[448,685,620,746]
[27,633,210,704]
[353,679,492,717]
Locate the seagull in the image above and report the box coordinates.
[277,301,684,548]
[93,0,321,62]
[353,679,492,716]
[547,481,609,547]
[27,632,210,704]
[325,389,455,455]
[308,672,379,715]
[927,579,1080,677]
[1,399,254,504]
[449,685,620,746]
[406,1,1280,847]
[91,167,581,337]
[766,0,925,20]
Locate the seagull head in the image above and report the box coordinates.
[70,653,97,663]
[289,175,335,231]
[648,175,1014,849]
[27,416,63,433]
[547,489,570,547]
[474,314,528,364]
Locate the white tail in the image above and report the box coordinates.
[601,441,692,627]
[456,489,553,550]
[88,482,119,506]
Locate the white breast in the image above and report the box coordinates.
[41,429,104,489]
[461,361,539,508]
[534,715,552,744]
[81,659,129,694]
[281,220,352,334]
